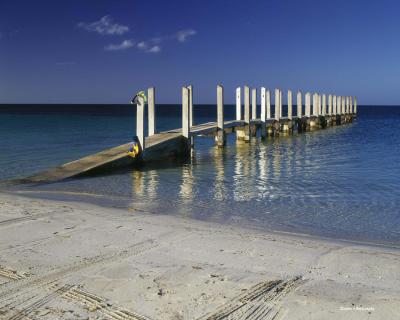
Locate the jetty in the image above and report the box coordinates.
[26,86,357,183]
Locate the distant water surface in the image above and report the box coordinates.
[1,104,399,246]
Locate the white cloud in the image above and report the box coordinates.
[147,45,161,53]
[105,39,135,51]
[137,41,161,53]
[98,28,196,53]
[175,29,197,42]
[78,15,129,35]
[137,41,148,50]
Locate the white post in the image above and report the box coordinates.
[348,96,352,114]
[287,90,292,120]
[332,96,336,115]
[354,97,357,114]
[337,96,341,115]
[297,91,302,118]
[261,87,266,138]
[217,85,225,147]
[312,93,318,116]
[279,90,283,118]
[275,89,280,121]
[305,92,311,117]
[318,94,322,116]
[136,95,145,150]
[188,85,194,147]
[147,87,155,136]
[236,87,241,120]
[322,94,326,116]
[261,87,266,122]
[349,96,353,114]
[243,85,251,142]
[188,85,193,128]
[252,88,257,120]
[342,96,346,114]
[328,94,332,115]
[244,86,250,124]
[266,89,271,119]
[347,97,351,114]
[217,85,224,130]
[182,87,190,139]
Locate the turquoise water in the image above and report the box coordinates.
[1,105,400,245]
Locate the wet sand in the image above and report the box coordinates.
[0,192,399,319]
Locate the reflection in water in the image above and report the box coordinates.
[12,108,400,245]
[233,140,251,202]
[212,147,227,201]
[132,170,144,196]
[179,164,194,206]
[131,169,158,204]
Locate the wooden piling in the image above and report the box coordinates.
[322,94,326,116]
[350,96,353,114]
[266,89,271,119]
[182,87,190,139]
[348,96,351,114]
[279,90,283,118]
[275,89,280,121]
[312,93,318,117]
[148,87,155,136]
[333,95,337,115]
[288,90,292,120]
[188,85,194,148]
[252,89,257,120]
[188,85,193,127]
[349,96,353,114]
[261,87,267,139]
[251,88,257,137]
[243,86,251,142]
[305,92,311,117]
[319,94,322,116]
[328,94,332,115]
[136,95,145,151]
[337,96,341,115]
[216,85,225,147]
[354,97,357,114]
[297,91,302,118]
[311,93,318,129]
[236,87,241,120]
[342,96,346,115]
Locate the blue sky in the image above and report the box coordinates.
[1,0,399,104]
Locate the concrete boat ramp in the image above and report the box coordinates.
[23,120,248,183]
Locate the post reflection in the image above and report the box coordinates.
[212,146,227,201]
[179,164,194,205]
[131,169,159,201]
[232,140,251,201]
[271,139,282,180]
[128,135,299,219]
[256,146,270,199]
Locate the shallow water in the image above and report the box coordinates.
[1,104,400,245]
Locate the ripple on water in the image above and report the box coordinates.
[1,106,400,245]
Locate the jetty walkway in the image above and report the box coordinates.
[26,86,357,183]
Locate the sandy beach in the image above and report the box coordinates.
[0,192,399,320]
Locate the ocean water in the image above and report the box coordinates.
[1,104,400,246]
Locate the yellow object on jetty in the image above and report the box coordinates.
[127,142,140,158]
